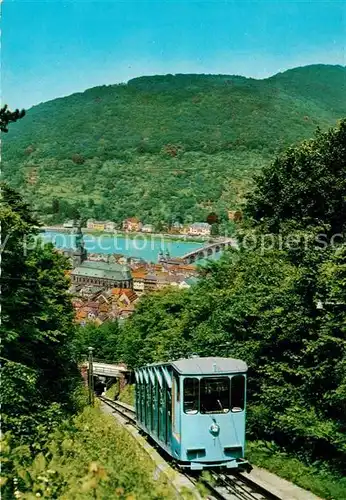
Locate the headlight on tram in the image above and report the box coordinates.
[209,422,220,436]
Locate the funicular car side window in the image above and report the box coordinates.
[200,377,230,414]
[175,375,180,402]
[183,378,199,414]
[231,375,245,412]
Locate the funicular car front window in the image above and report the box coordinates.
[183,378,199,414]
[200,377,230,414]
[231,375,245,412]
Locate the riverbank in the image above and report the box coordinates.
[41,226,222,244]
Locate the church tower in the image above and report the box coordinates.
[158,249,164,263]
[71,220,87,268]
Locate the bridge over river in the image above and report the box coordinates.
[181,238,237,264]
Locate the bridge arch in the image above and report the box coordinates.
[181,238,235,264]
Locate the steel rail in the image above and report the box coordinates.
[99,395,137,424]
[231,473,282,500]
[202,472,282,500]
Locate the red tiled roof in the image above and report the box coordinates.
[96,294,110,304]
[72,300,84,307]
[76,310,87,319]
[121,289,138,302]
[98,312,110,321]
[168,264,196,271]
[132,271,147,279]
[85,301,98,308]
[125,217,140,223]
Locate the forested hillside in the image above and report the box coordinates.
[0,109,176,499]
[3,64,346,224]
[80,120,346,499]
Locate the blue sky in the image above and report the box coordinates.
[2,0,345,109]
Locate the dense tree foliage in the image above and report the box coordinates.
[91,119,346,476]
[2,67,346,494]
[246,119,346,234]
[0,104,25,132]
[74,321,121,363]
[116,247,345,469]
[1,183,81,442]
[3,65,345,224]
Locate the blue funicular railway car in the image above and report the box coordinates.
[134,357,250,471]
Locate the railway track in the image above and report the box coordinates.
[203,472,281,500]
[99,395,136,423]
[98,395,280,500]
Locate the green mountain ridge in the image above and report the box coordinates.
[3,64,346,225]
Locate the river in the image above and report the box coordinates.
[43,231,206,263]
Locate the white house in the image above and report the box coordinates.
[133,280,145,292]
[105,221,116,233]
[142,224,154,233]
[63,220,75,228]
[188,222,211,236]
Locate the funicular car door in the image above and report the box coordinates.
[161,366,172,446]
[229,374,246,452]
[171,373,181,450]
[166,389,172,445]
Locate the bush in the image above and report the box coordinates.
[118,384,136,406]
[2,405,174,499]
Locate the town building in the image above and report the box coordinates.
[71,260,133,289]
[111,288,138,306]
[143,274,158,291]
[105,221,116,232]
[63,220,75,228]
[86,219,116,232]
[188,222,211,236]
[179,276,199,289]
[141,224,154,233]
[122,217,143,232]
[86,219,106,231]
[170,221,184,233]
[63,222,133,289]
[132,270,146,292]
[159,255,188,267]
[73,286,139,325]
[132,270,159,292]
[158,249,171,264]
[228,210,243,222]
[131,258,198,293]
[77,286,104,300]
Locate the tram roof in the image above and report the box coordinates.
[146,357,247,375]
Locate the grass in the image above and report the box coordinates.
[118,384,136,406]
[4,404,176,499]
[105,380,120,400]
[105,383,135,406]
[246,440,346,500]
